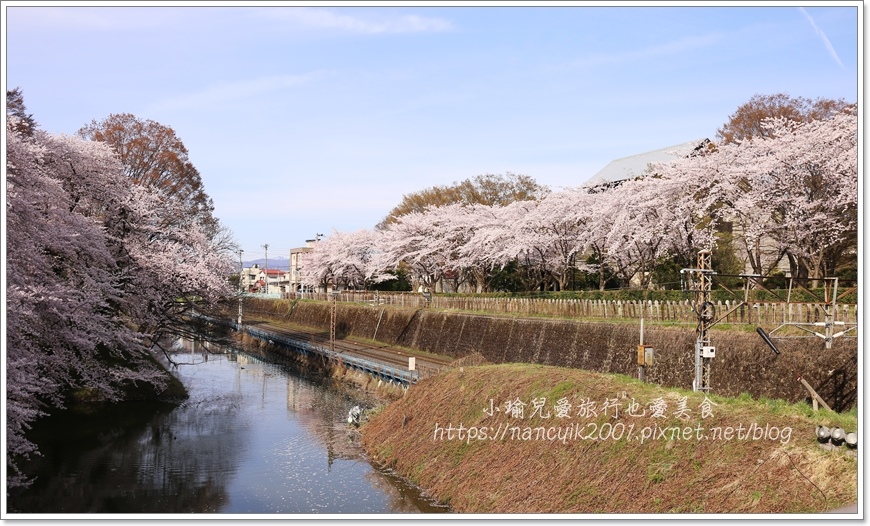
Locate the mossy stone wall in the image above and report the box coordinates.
[243,298,856,410]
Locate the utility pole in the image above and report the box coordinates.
[262,243,269,294]
[331,290,338,353]
[237,249,244,325]
[697,250,715,392]
[682,250,715,392]
[820,278,840,350]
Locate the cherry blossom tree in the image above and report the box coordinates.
[577,177,673,290]
[368,202,508,293]
[408,203,489,292]
[301,228,389,290]
[562,188,616,291]
[118,184,236,344]
[6,121,161,487]
[306,100,856,295]
[736,112,857,281]
[452,204,511,292]
[649,109,856,282]
[519,188,608,291]
[462,200,546,291]
[375,208,452,290]
[647,139,786,277]
[6,109,235,488]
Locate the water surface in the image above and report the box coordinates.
[9,341,447,515]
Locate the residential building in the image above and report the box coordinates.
[264,268,290,294]
[240,264,293,294]
[240,264,264,293]
[289,239,318,293]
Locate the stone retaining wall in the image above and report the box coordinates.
[241,298,857,410]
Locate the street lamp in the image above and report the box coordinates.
[262,243,269,294]
[296,266,304,299]
[237,249,244,325]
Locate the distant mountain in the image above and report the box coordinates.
[242,256,290,271]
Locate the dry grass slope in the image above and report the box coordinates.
[361,364,858,514]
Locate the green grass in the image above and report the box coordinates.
[362,362,858,513]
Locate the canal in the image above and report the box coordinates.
[8,338,448,515]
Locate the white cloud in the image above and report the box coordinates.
[798,7,846,70]
[8,6,452,37]
[258,7,453,34]
[146,71,332,113]
[571,32,724,69]
[7,6,194,31]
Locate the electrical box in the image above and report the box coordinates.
[701,346,716,358]
[637,345,655,366]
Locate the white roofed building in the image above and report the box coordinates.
[583,139,711,190]
[582,138,789,277]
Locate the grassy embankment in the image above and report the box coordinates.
[361,363,857,514]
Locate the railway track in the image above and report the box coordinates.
[245,321,454,380]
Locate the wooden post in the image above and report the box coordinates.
[638,315,646,382]
[798,376,832,412]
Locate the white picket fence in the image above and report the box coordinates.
[278,291,857,325]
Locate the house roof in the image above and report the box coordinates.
[583,139,708,188]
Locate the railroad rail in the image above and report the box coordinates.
[239,323,423,386]
[192,313,449,386]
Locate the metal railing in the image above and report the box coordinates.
[238,323,419,386]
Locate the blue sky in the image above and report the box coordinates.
[3,3,860,262]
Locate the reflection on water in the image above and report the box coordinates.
[8,339,447,515]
